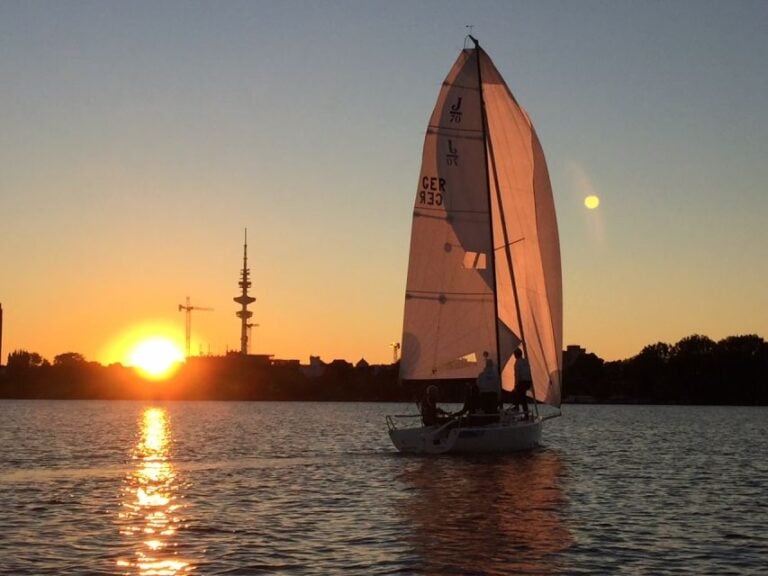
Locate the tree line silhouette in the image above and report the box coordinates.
[0,352,405,402]
[1,333,766,404]
[563,334,768,405]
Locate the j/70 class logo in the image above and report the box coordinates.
[449,97,463,123]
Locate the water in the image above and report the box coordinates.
[0,401,766,575]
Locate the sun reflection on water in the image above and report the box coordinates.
[117,407,192,575]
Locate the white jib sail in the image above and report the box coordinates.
[401,45,562,408]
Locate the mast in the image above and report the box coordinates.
[470,36,536,408]
[470,35,505,374]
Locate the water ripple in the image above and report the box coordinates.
[0,401,766,574]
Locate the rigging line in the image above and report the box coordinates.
[470,36,503,376]
[493,237,525,252]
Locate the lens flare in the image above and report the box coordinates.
[584,195,600,210]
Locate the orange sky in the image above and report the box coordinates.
[2,3,767,367]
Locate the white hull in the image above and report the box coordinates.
[387,414,542,455]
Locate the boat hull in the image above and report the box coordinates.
[388,417,542,454]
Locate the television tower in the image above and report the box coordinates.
[233,229,256,355]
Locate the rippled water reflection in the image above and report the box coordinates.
[400,451,571,575]
[116,408,191,575]
[0,401,766,575]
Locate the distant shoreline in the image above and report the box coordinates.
[2,333,767,405]
[0,397,765,408]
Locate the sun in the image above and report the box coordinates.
[584,195,600,209]
[126,337,185,380]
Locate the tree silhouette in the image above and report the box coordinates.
[7,350,47,370]
[53,352,87,366]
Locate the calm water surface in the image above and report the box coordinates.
[0,401,766,575]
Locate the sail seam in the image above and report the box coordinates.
[407,290,492,296]
[427,126,483,135]
[414,207,488,215]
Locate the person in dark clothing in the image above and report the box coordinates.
[459,380,480,415]
[476,351,501,415]
[420,385,451,426]
[457,379,495,426]
[513,348,533,417]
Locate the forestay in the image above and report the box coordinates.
[400,44,563,407]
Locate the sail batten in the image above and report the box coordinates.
[401,44,562,407]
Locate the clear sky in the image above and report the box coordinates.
[1,0,766,365]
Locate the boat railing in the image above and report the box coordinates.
[387,409,539,431]
[386,414,422,431]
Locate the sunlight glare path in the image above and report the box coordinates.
[116,408,193,575]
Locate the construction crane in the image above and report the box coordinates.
[178,296,213,358]
[390,342,401,363]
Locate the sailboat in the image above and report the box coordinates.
[387,37,563,454]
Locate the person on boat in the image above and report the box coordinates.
[513,348,533,418]
[420,384,451,427]
[476,351,501,417]
[459,379,480,415]
[452,379,481,425]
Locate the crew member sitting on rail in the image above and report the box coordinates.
[459,379,480,415]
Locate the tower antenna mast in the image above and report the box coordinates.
[234,229,257,355]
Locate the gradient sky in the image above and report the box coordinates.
[2,0,766,365]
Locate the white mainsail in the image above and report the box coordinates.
[400,42,563,407]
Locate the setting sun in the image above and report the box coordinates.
[102,321,186,379]
[126,338,184,380]
[584,195,600,209]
